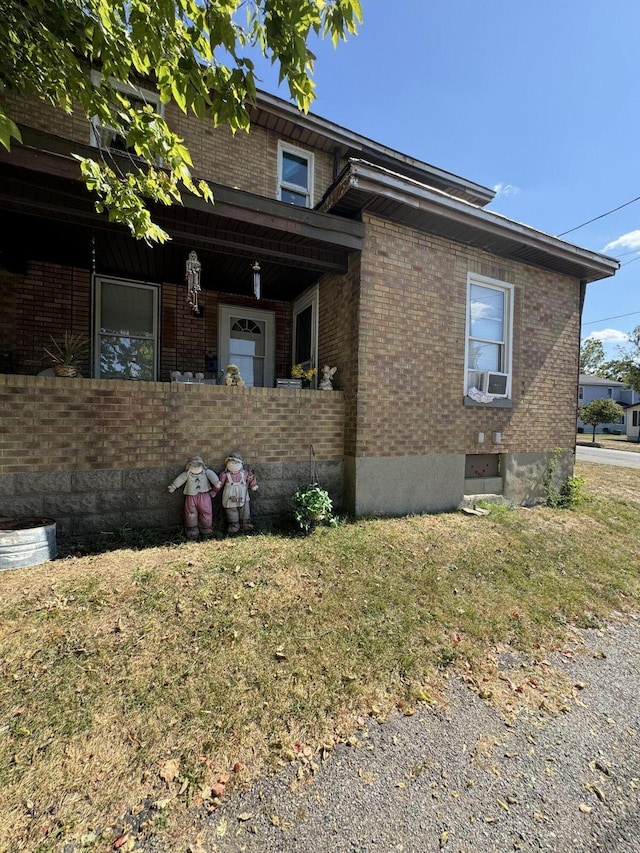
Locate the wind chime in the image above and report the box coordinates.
[185,250,202,314]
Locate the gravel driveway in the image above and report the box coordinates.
[142,616,640,853]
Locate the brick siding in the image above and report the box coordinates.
[356,214,581,458]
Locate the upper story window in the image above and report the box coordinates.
[278,142,314,207]
[465,273,514,401]
[89,71,163,155]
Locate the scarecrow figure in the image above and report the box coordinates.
[167,455,220,540]
[214,453,258,533]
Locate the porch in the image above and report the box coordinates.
[0,374,345,535]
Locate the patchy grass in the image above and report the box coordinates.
[577,432,640,452]
[1,461,639,850]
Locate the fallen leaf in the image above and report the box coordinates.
[439,829,449,848]
[237,812,253,822]
[579,804,593,813]
[233,762,244,773]
[159,758,180,784]
[212,782,225,798]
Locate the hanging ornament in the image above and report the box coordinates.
[186,251,201,314]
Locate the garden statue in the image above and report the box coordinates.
[214,453,258,534]
[319,365,337,390]
[225,364,245,386]
[167,456,220,540]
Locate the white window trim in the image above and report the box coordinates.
[93,275,159,380]
[464,272,514,400]
[89,70,163,155]
[277,141,314,208]
[218,304,276,388]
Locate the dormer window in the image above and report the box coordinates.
[278,142,314,207]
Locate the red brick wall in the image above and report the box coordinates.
[0,263,91,376]
[1,263,294,382]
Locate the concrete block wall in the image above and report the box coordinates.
[0,375,344,535]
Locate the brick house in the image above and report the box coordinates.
[0,87,619,535]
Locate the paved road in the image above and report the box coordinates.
[576,444,640,469]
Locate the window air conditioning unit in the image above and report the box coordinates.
[479,371,509,397]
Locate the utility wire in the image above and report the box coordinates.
[557,194,640,237]
[582,310,640,327]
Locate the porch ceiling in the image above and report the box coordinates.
[0,129,363,301]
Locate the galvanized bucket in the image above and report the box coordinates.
[0,517,57,570]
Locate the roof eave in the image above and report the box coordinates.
[319,160,619,284]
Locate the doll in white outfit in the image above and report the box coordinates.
[214,453,258,533]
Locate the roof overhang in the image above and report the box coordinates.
[0,127,363,299]
[249,91,495,208]
[318,160,619,284]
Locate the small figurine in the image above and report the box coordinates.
[214,453,258,534]
[319,365,337,391]
[167,455,220,540]
[225,364,245,387]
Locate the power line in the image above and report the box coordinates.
[557,194,640,237]
[582,310,640,327]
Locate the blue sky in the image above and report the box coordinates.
[253,0,639,359]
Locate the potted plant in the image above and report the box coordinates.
[292,482,336,533]
[291,363,317,389]
[43,332,90,377]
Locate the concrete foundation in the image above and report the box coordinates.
[0,460,343,537]
[345,454,466,517]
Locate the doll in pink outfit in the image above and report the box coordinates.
[167,455,220,540]
[214,453,258,533]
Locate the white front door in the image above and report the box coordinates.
[218,305,275,388]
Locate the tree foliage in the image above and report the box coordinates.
[579,398,625,443]
[579,337,605,375]
[0,0,361,242]
[600,325,640,393]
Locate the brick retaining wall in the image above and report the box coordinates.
[0,375,344,535]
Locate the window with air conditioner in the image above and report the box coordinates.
[278,142,314,208]
[465,273,514,400]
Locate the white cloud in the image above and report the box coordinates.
[493,183,519,198]
[585,328,629,343]
[601,229,640,254]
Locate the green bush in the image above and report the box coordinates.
[291,483,336,532]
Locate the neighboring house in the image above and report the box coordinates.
[626,403,640,442]
[0,85,620,535]
[577,374,640,434]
